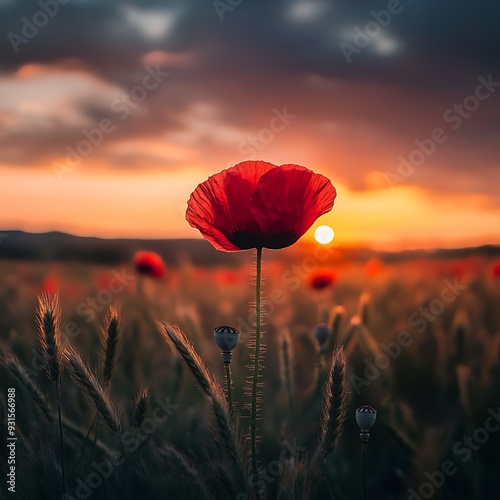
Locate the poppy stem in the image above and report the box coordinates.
[56,390,67,494]
[224,362,234,418]
[361,442,368,500]
[250,247,263,481]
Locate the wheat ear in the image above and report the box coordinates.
[65,348,121,434]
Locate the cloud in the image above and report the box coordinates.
[0,0,497,201]
[119,5,178,41]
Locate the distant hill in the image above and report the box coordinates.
[0,230,245,267]
[0,230,498,267]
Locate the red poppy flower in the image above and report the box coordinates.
[134,251,166,279]
[186,161,336,251]
[309,270,337,290]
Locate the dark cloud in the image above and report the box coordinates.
[2,0,499,80]
[0,0,498,199]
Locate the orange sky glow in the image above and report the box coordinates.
[2,165,499,250]
[1,2,499,250]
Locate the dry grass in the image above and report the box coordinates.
[0,255,499,499]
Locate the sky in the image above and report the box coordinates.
[0,0,499,250]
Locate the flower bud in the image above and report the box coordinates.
[314,323,331,348]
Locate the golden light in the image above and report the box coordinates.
[314,225,335,244]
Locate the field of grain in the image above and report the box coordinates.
[1,253,499,499]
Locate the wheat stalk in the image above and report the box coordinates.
[0,350,112,455]
[280,328,295,431]
[3,355,54,425]
[36,292,66,493]
[102,307,120,386]
[36,292,63,385]
[160,323,247,490]
[326,306,345,355]
[65,348,121,434]
[131,389,150,429]
[157,443,210,498]
[320,347,349,471]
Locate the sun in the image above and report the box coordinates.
[314,225,335,244]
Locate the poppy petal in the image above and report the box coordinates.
[186,181,240,251]
[250,165,336,249]
[186,161,276,251]
[223,161,276,218]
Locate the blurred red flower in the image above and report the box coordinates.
[213,269,242,285]
[40,276,59,294]
[309,270,337,290]
[134,251,165,279]
[365,258,384,276]
[186,161,336,252]
[492,262,500,278]
[451,263,467,279]
[96,270,112,289]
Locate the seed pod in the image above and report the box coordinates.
[356,405,377,430]
[214,326,240,363]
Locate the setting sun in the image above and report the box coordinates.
[314,225,335,244]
